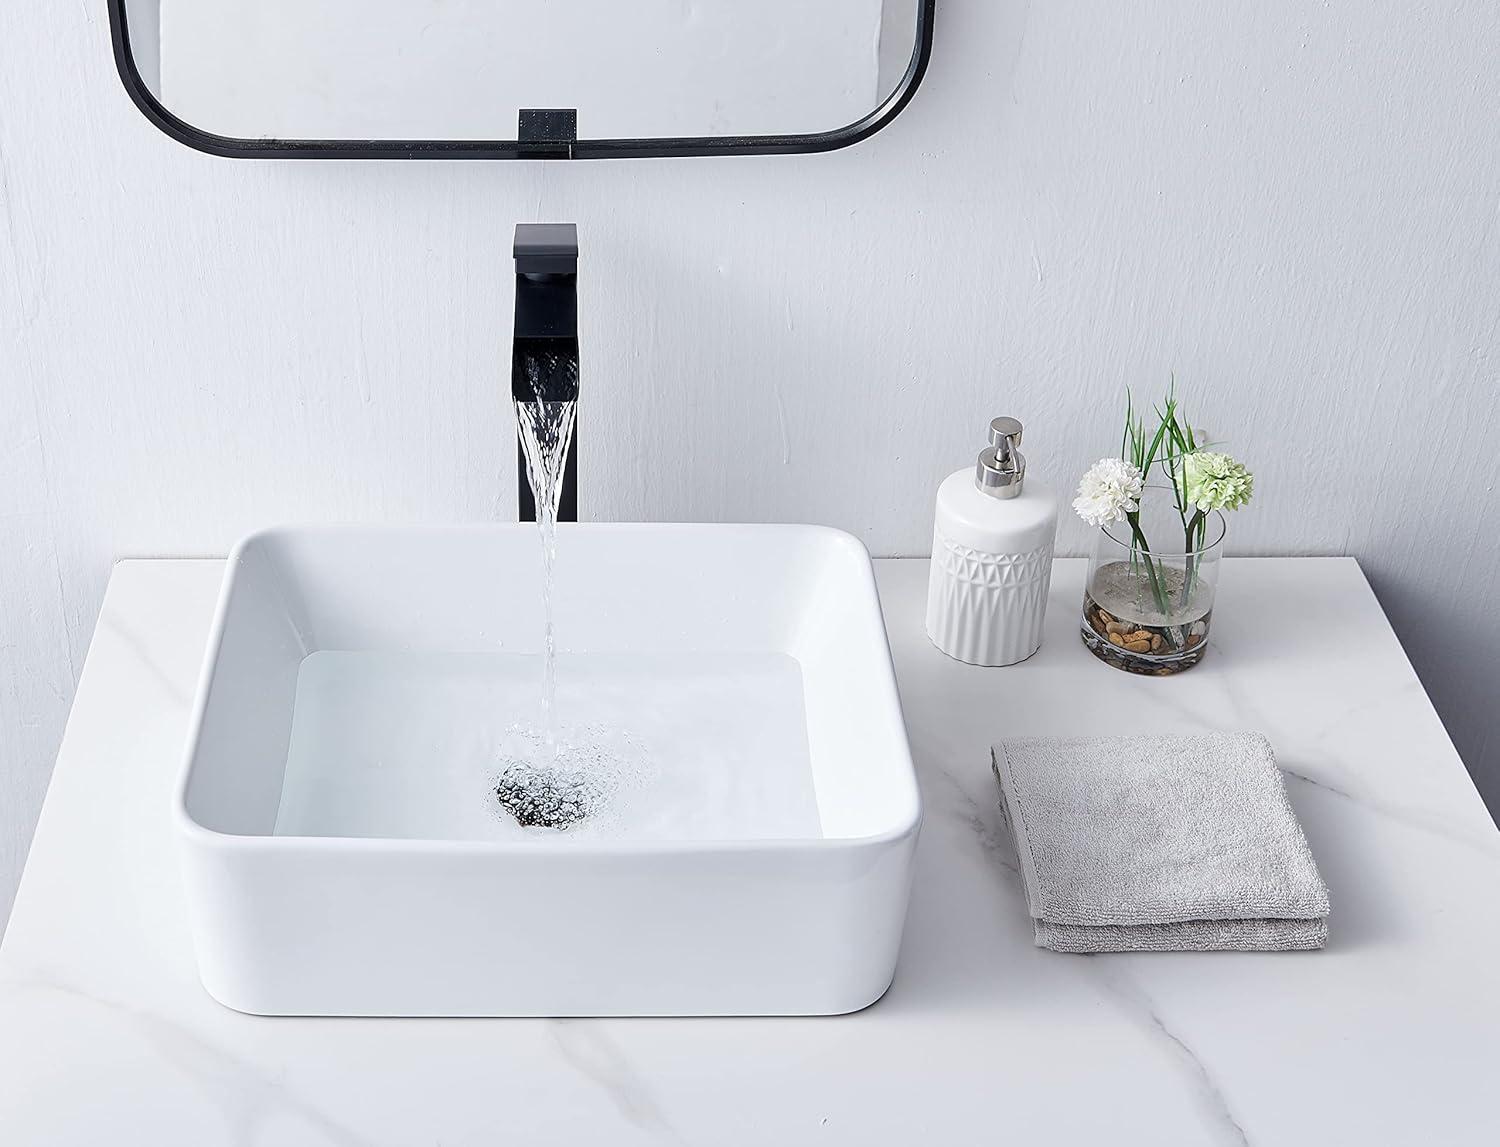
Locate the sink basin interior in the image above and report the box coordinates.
[183,524,918,848]
[275,649,822,842]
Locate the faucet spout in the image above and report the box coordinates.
[513,223,579,521]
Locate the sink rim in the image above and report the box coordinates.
[177,521,923,856]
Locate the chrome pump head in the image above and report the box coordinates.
[976,416,1025,499]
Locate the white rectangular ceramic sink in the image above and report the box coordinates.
[178,524,921,1017]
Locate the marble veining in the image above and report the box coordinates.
[98,611,195,711]
[4,966,377,1147]
[1090,964,1250,1147]
[927,762,1020,876]
[3,557,1500,1144]
[550,1021,679,1136]
[1276,765,1500,860]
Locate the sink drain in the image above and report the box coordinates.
[494,766,593,830]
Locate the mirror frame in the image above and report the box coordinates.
[107,0,935,160]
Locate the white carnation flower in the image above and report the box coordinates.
[1073,457,1144,527]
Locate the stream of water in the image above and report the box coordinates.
[514,398,577,762]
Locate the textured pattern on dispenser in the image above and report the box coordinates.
[926,533,1054,666]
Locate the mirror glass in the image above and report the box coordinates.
[115,1,926,149]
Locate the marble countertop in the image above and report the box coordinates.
[3,557,1499,1145]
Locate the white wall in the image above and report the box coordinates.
[3,0,1498,932]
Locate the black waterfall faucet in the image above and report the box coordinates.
[512,222,579,522]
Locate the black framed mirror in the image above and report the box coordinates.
[107,1,934,160]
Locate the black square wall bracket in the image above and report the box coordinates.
[518,109,578,159]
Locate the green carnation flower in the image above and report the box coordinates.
[1178,451,1253,512]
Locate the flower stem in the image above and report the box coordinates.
[1125,512,1171,618]
[1181,508,1206,607]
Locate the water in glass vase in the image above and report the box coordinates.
[1082,560,1214,675]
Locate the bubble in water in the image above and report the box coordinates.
[491,723,655,833]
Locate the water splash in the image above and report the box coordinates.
[492,722,655,834]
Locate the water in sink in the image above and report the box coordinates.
[273,650,823,842]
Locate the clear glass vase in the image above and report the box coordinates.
[1080,485,1226,675]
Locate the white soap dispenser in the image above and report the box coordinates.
[926,417,1058,666]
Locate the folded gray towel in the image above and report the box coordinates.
[993,733,1330,953]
